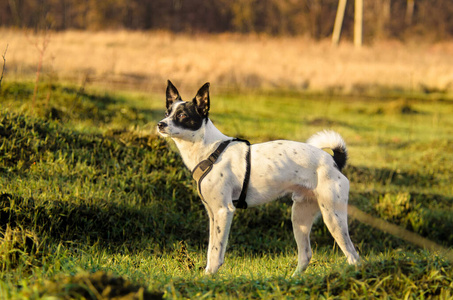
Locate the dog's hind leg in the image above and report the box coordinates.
[205,204,235,275]
[317,177,360,265]
[291,194,320,276]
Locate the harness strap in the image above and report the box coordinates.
[232,138,250,209]
[191,138,251,209]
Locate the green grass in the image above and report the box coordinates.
[1,81,452,299]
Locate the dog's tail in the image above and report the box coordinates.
[307,130,348,172]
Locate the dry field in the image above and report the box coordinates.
[2,28,453,94]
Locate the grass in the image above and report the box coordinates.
[1,80,453,299]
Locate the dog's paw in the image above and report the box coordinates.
[291,264,309,277]
[204,265,220,275]
[204,268,215,275]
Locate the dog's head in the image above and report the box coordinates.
[157,80,210,140]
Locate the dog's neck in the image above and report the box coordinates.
[171,119,230,171]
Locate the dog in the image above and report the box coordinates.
[157,80,360,275]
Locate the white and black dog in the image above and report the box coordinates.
[157,80,359,275]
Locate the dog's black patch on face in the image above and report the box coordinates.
[170,102,206,131]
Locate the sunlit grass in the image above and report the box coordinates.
[3,243,450,299]
[1,81,452,298]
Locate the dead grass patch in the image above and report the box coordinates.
[2,29,453,93]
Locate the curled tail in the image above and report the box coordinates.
[307,130,348,172]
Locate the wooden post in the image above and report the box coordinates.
[332,0,348,45]
[406,0,414,25]
[354,0,363,47]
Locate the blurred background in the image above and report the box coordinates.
[1,0,453,94]
[2,0,452,39]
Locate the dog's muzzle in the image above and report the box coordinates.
[157,121,168,133]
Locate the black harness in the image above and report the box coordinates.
[191,138,251,209]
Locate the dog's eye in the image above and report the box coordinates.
[178,113,187,119]
[165,112,169,117]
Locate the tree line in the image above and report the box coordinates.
[1,0,453,41]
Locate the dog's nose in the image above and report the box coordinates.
[157,121,167,130]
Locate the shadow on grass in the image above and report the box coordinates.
[0,193,162,248]
[0,192,211,254]
[2,189,452,256]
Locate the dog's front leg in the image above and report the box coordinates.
[205,204,235,275]
[204,203,215,269]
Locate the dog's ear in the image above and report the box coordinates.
[166,80,181,109]
[194,82,210,117]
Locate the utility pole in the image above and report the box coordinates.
[354,0,363,47]
[332,0,348,45]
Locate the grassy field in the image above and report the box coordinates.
[1,78,452,299]
[2,28,453,94]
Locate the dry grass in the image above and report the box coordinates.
[2,28,453,94]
